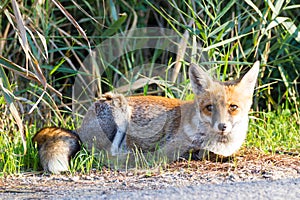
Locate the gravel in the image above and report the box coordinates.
[0,149,299,199]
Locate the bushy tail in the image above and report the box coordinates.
[32,127,81,174]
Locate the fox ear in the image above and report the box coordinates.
[238,61,260,95]
[189,63,213,95]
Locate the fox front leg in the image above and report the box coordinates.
[97,92,130,156]
[110,129,127,155]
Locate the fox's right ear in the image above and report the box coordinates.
[189,63,212,95]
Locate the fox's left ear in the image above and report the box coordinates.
[238,61,260,95]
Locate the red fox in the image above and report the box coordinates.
[33,61,260,173]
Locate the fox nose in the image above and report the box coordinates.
[218,123,227,132]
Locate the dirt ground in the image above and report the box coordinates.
[1,148,299,196]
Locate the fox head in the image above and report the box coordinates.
[189,61,260,156]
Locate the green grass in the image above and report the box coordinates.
[247,109,300,153]
[0,126,39,175]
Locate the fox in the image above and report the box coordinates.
[33,61,260,173]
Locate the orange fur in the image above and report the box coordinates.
[33,61,260,172]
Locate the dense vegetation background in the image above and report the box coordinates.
[0,0,299,174]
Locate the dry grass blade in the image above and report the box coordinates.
[171,20,194,83]
[0,55,63,99]
[30,28,49,61]
[0,57,38,81]
[9,1,47,88]
[0,56,41,86]
[115,77,160,93]
[171,30,188,83]
[11,0,30,71]
[71,0,104,27]
[52,0,91,50]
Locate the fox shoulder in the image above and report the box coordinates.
[32,127,81,174]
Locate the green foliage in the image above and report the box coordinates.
[247,109,300,153]
[0,126,39,175]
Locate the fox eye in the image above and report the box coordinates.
[205,105,213,112]
[229,104,238,111]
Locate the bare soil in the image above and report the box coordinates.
[1,148,299,196]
